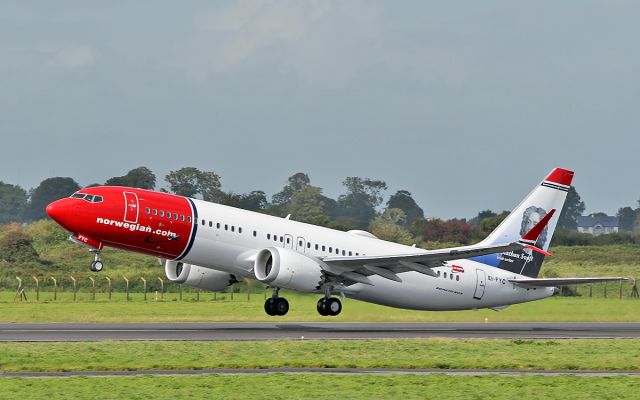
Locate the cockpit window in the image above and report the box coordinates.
[70,193,103,203]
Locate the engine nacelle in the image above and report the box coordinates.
[254,247,324,291]
[165,260,237,292]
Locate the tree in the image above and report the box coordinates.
[557,186,585,230]
[26,177,80,221]
[468,210,497,226]
[336,177,387,229]
[105,166,156,189]
[272,173,311,210]
[369,208,414,245]
[283,186,332,223]
[0,223,40,263]
[386,190,424,227]
[414,218,473,245]
[221,191,268,211]
[617,207,637,232]
[0,181,27,223]
[165,167,223,201]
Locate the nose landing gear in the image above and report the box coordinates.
[264,287,289,316]
[89,250,103,272]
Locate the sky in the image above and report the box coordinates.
[1,1,639,219]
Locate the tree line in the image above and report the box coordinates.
[1,166,640,248]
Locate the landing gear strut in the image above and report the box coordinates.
[89,250,103,272]
[317,288,342,316]
[264,287,289,316]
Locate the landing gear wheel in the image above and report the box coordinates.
[317,298,328,316]
[90,261,104,272]
[264,298,277,316]
[274,298,289,316]
[326,297,342,316]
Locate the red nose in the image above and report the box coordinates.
[46,199,73,227]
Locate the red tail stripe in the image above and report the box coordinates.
[521,209,556,241]
[545,168,574,186]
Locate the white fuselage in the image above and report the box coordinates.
[181,200,554,311]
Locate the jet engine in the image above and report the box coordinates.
[165,260,237,292]
[254,247,324,291]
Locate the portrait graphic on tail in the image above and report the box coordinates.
[520,206,548,250]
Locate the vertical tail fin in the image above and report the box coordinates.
[472,168,574,277]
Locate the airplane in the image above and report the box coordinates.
[45,167,625,316]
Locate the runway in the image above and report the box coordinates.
[1,322,639,341]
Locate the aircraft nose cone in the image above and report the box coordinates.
[46,199,69,223]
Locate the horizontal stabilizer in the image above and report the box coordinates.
[509,277,627,287]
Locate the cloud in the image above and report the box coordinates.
[37,42,98,68]
[180,0,384,86]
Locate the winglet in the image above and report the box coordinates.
[521,209,556,242]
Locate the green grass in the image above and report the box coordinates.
[2,339,640,372]
[1,292,639,323]
[2,374,640,400]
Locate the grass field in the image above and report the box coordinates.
[2,339,640,372]
[2,374,640,400]
[1,291,639,322]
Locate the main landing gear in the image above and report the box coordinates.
[89,250,103,272]
[317,287,342,316]
[317,297,342,316]
[264,287,289,316]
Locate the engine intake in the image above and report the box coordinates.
[254,247,323,291]
[165,260,237,292]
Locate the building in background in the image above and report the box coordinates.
[576,215,619,236]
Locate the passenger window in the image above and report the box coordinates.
[307,243,311,249]
[267,234,271,240]
[444,272,447,279]
[322,245,326,251]
[299,240,303,247]
[173,213,178,220]
[239,227,242,234]
[153,209,158,216]
[336,248,339,254]
[348,251,352,256]
[209,221,213,227]
[217,223,220,229]
[231,226,235,232]
[253,231,257,237]
[329,247,332,252]
[315,244,319,250]
[437,271,441,277]
[166,211,171,218]
[450,274,454,280]
[146,207,151,214]
[201,219,205,226]
[180,215,185,221]
[286,237,290,244]
[274,235,278,242]
[187,216,191,223]
[456,275,460,281]
[279,236,283,242]
[356,253,359,256]
[160,211,164,217]
[342,250,346,256]
[225,224,228,231]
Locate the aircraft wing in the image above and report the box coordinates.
[319,241,529,285]
[318,207,557,285]
[509,277,627,287]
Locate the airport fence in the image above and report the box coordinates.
[4,275,640,302]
